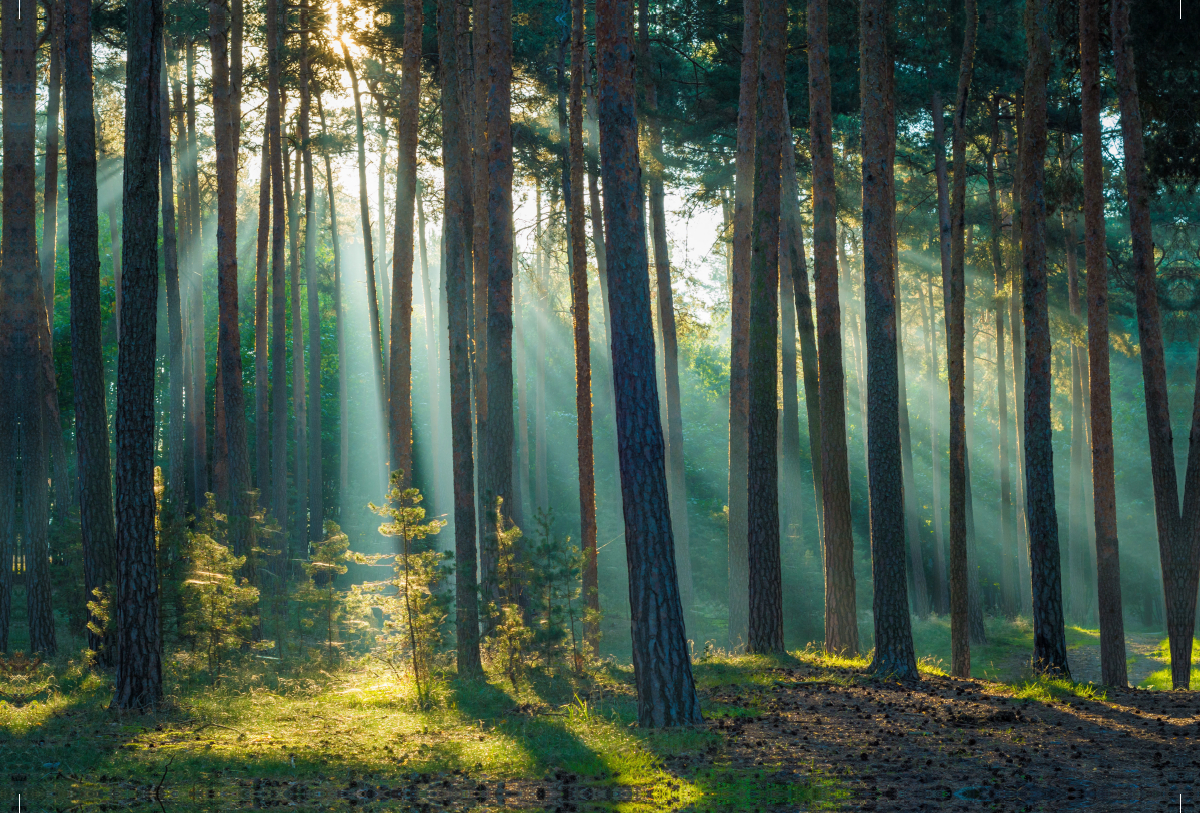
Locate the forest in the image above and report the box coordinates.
[0,0,1198,807]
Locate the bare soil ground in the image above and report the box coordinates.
[698,657,1200,811]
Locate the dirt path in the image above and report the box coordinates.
[1068,632,1167,687]
[698,660,1200,811]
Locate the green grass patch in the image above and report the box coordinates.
[1008,674,1107,703]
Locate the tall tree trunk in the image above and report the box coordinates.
[254,124,271,495]
[1062,174,1089,624]
[861,0,916,679]
[113,0,164,708]
[470,0,490,542]
[379,115,391,359]
[745,0,784,654]
[300,6,320,543]
[809,0,857,656]
[286,141,307,550]
[639,0,692,610]
[160,36,185,513]
[964,309,986,643]
[268,0,288,531]
[1112,0,1200,690]
[41,0,63,317]
[896,270,927,616]
[64,0,118,664]
[1021,0,1068,676]
[438,0,483,675]
[986,99,1017,617]
[3,0,56,657]
[945,0,976,676]
[596,0,701,726]
[920,276,947,613]
[342,43,387,418]
[390,0,421,491]
[585,82,611,341]
[417,185,441,504]
[1081,0,1126,687]
[514,268,530,523]
[779,241,802,540]
[186,39,208,510]
[534,187,549,511]
[781,105,823,552]
[317,94,348,517]
[568,0,598,656]
[726,0,759,649]
[1008,100,1031,616]
[211,0,252,563]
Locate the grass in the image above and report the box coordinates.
[1136,636,1200,690]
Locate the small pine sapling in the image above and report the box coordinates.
[483,498,532,689]
[294,522,351,659]
[527,509,584,675]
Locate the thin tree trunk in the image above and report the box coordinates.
[113,0,164,707]
[639,0,692,610]
[342,42,387,418]
[920,276,947,614]
[1081,0,1126,687]
[287,142,308,550]
[596,0,701,726]
[254,122,271,495]
[1021,0,1069,676]
[1008,100,1031,616]
[3,0,56,657]
[779,243,802,540]
[317,94,348,517]
[300,5,320,543]
[211,0,252,563]
[438,0,482,675]
[726,0,759,650]
[745,0,784,654]
[379,115,391,359]
[268,0,288,531]
[1112,0,1199,690]
[160,35,185,513]
[585,81,611,341]
[417,185,440,503]
[390,0,421,492]
[64,0,118,664]
[809,0,857,656]
[568,0,598,655]
[534,188,549,511]
[965,310,986,643]
[1064,187,1088,624]
[897,270,928,616]
[186,39,208,510]
[515,268,530,523]
[41,0,63,318]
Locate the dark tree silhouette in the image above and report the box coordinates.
[597,0,702,726]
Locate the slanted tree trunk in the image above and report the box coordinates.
[1081,0,1126,687]
[390,0,421,491]
[945,0,977,676]
[809,0,857,656]
[638,0,692,610]
[568,0,598,657]
[211,0,252,563]
[781,104,823,552]
[726,0,759,649]
[268,0,288,530]
[861,0,916,679]
[596,0,702,726]
[1020,0,1068,676]
[113,0,164,708]
[1112,0,1200,690]
[745,0,784,655]
[64,0,118,664]
[342,43,387,418]
[254,125,271,495]
[300,6,320,543]
[986,98,1017,617]
[160,36,185,513]
[3,0,56,657]
[438,0,482,676]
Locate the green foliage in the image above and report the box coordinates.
[481,499,533,689]
[525,509,584,674]
[292,522,352,659]
[356,476,450,706]
[180,495,265,685]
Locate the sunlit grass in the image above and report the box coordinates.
[1008,674,1107,703]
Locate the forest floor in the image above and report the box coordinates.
[1,620,1199,811]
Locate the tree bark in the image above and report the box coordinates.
[390,0,421,492]
[919,276,947,614]
[779,239,802,540]
[896,271,927,617]
[514,267,530,524]
[438,0,483,675]
[809,0,857,656]
[861,0,916,679]
[211,0,252,563]
[254,121,271,496]
[597,0,702,726]
[638,0,692,611]
[417,185,441,504]
[185,39,207,510]
[1112,0,1199,690]
[534,187,549,513]
[41,0,62,318]
[1062,164,1089,624]
[317,94,348,517]
[300,5,320,543]
[946,0,976,677]
[1008,100,1031,617]
[378,115,391,359]
[64,0,118,664]
[746,0,784,655]
[568,0,598,656]
[726,0,759,649]
[268,0,288,531]
[285,138,307,552]
[1020,0,1068,676]
[3,0,56,657]
[113,0,164,708]
[1081,0,1126,687]
[160,36,185,513]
